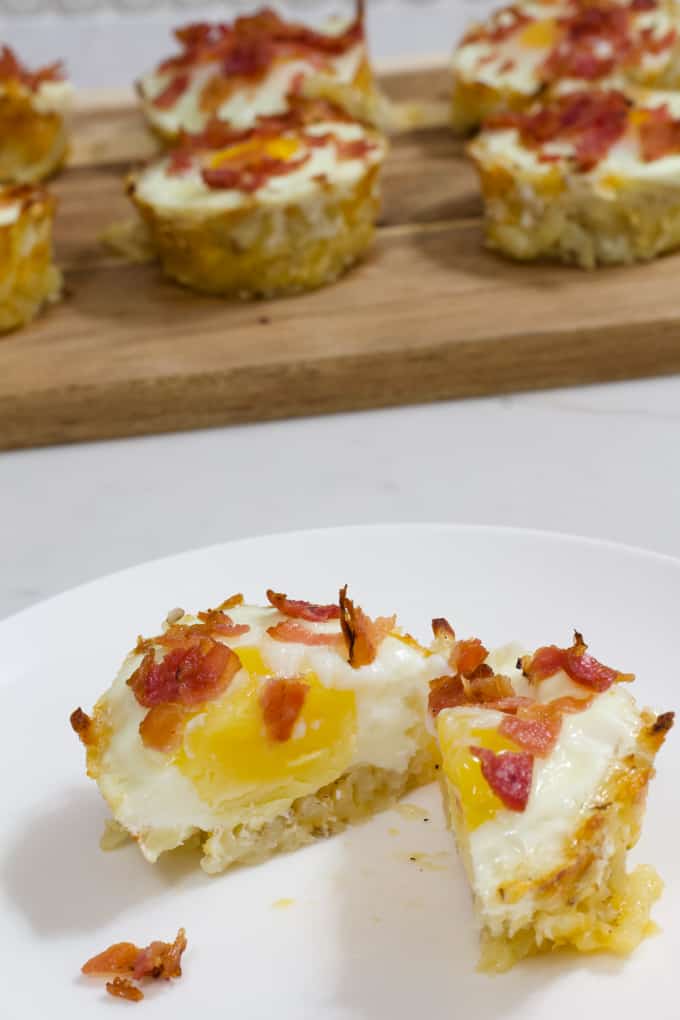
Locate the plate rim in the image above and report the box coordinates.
[3,521,679,632]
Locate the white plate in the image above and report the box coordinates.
[1,523,677,1019]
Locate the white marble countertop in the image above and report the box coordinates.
[2,3,680,620]
[4,375,680,621]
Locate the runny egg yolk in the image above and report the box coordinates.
[438,718,519,831]
[208,135,301,170]
[175,647,357,809]
[519,19,558,48]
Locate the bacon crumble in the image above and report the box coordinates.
[486,90,631,172]
[70,706,94,745]
[266,618,347,652]
[267,589,341,620]
[523,631,634,691]
[106,978,144,1002]
[82,928,187,1003]
[338,585,396,667]
[155,1,365,84]
[260,677,309,741]
[470,745,533,812]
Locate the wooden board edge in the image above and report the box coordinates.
[2,320,680,451]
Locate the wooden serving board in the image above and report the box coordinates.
[4,64,680,451]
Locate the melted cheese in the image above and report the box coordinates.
[132,120,385,216]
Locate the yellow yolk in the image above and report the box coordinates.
[236,645,270,677]
[208,135,301,170]
[438,718,520,831]
[175,670,357,810]
[519,19,558,48]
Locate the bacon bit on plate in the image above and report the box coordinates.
[128,637,241,707]
[83,929,187,1003]
[524,631,633,691]
[0,45,64,90]
[106,978,144,1002]
[152,72,190,109]
[70,707,94,745]
[266,589,340,621]
[339,585,396,667]
[462,5,531,46]
[217,592,245,610]
[157,1,365,79]
[470,745,533,812]
[543,6,632,82]
[266,618,346,653]
[637,103,680,161]
[499,711,561,756]
[487,90,630,172]
[260,677,309,741]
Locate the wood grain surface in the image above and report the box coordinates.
[2,65,680,451]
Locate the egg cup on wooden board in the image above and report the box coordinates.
[71,589,445,874]
[128,101,387,298]
[0,45,73,184]
[0,185,62,334]
[428,623,673,971]
[451,0,680,134]
[469,88,680,267]
[137,1,379,143]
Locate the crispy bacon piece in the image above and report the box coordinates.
[266,589,340,621]
[339,585,395,667]
[82,942,139,976]
[266,618,346,653]
[462,5,531,46]
[524,631,633,691]
[139,703,191,753]
[156,1,364,79]
[428,671,516,717]
[152,72,190,109]
[128,638,240,707]
[132,929,187,981]
[0,45,64,90]
[499,711,561,756]
[159,609,250,646]
[70,707,94,746]
[217,592,244,610]
[430,618,489,676]
[470,745,533,812]
[543,6,632,82]
[428,675,465,716]
[83,929,187,1003]
[487,90,630,172]
[260,677,309,741]
[637,103,680,162]
[106,978,144,1002]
